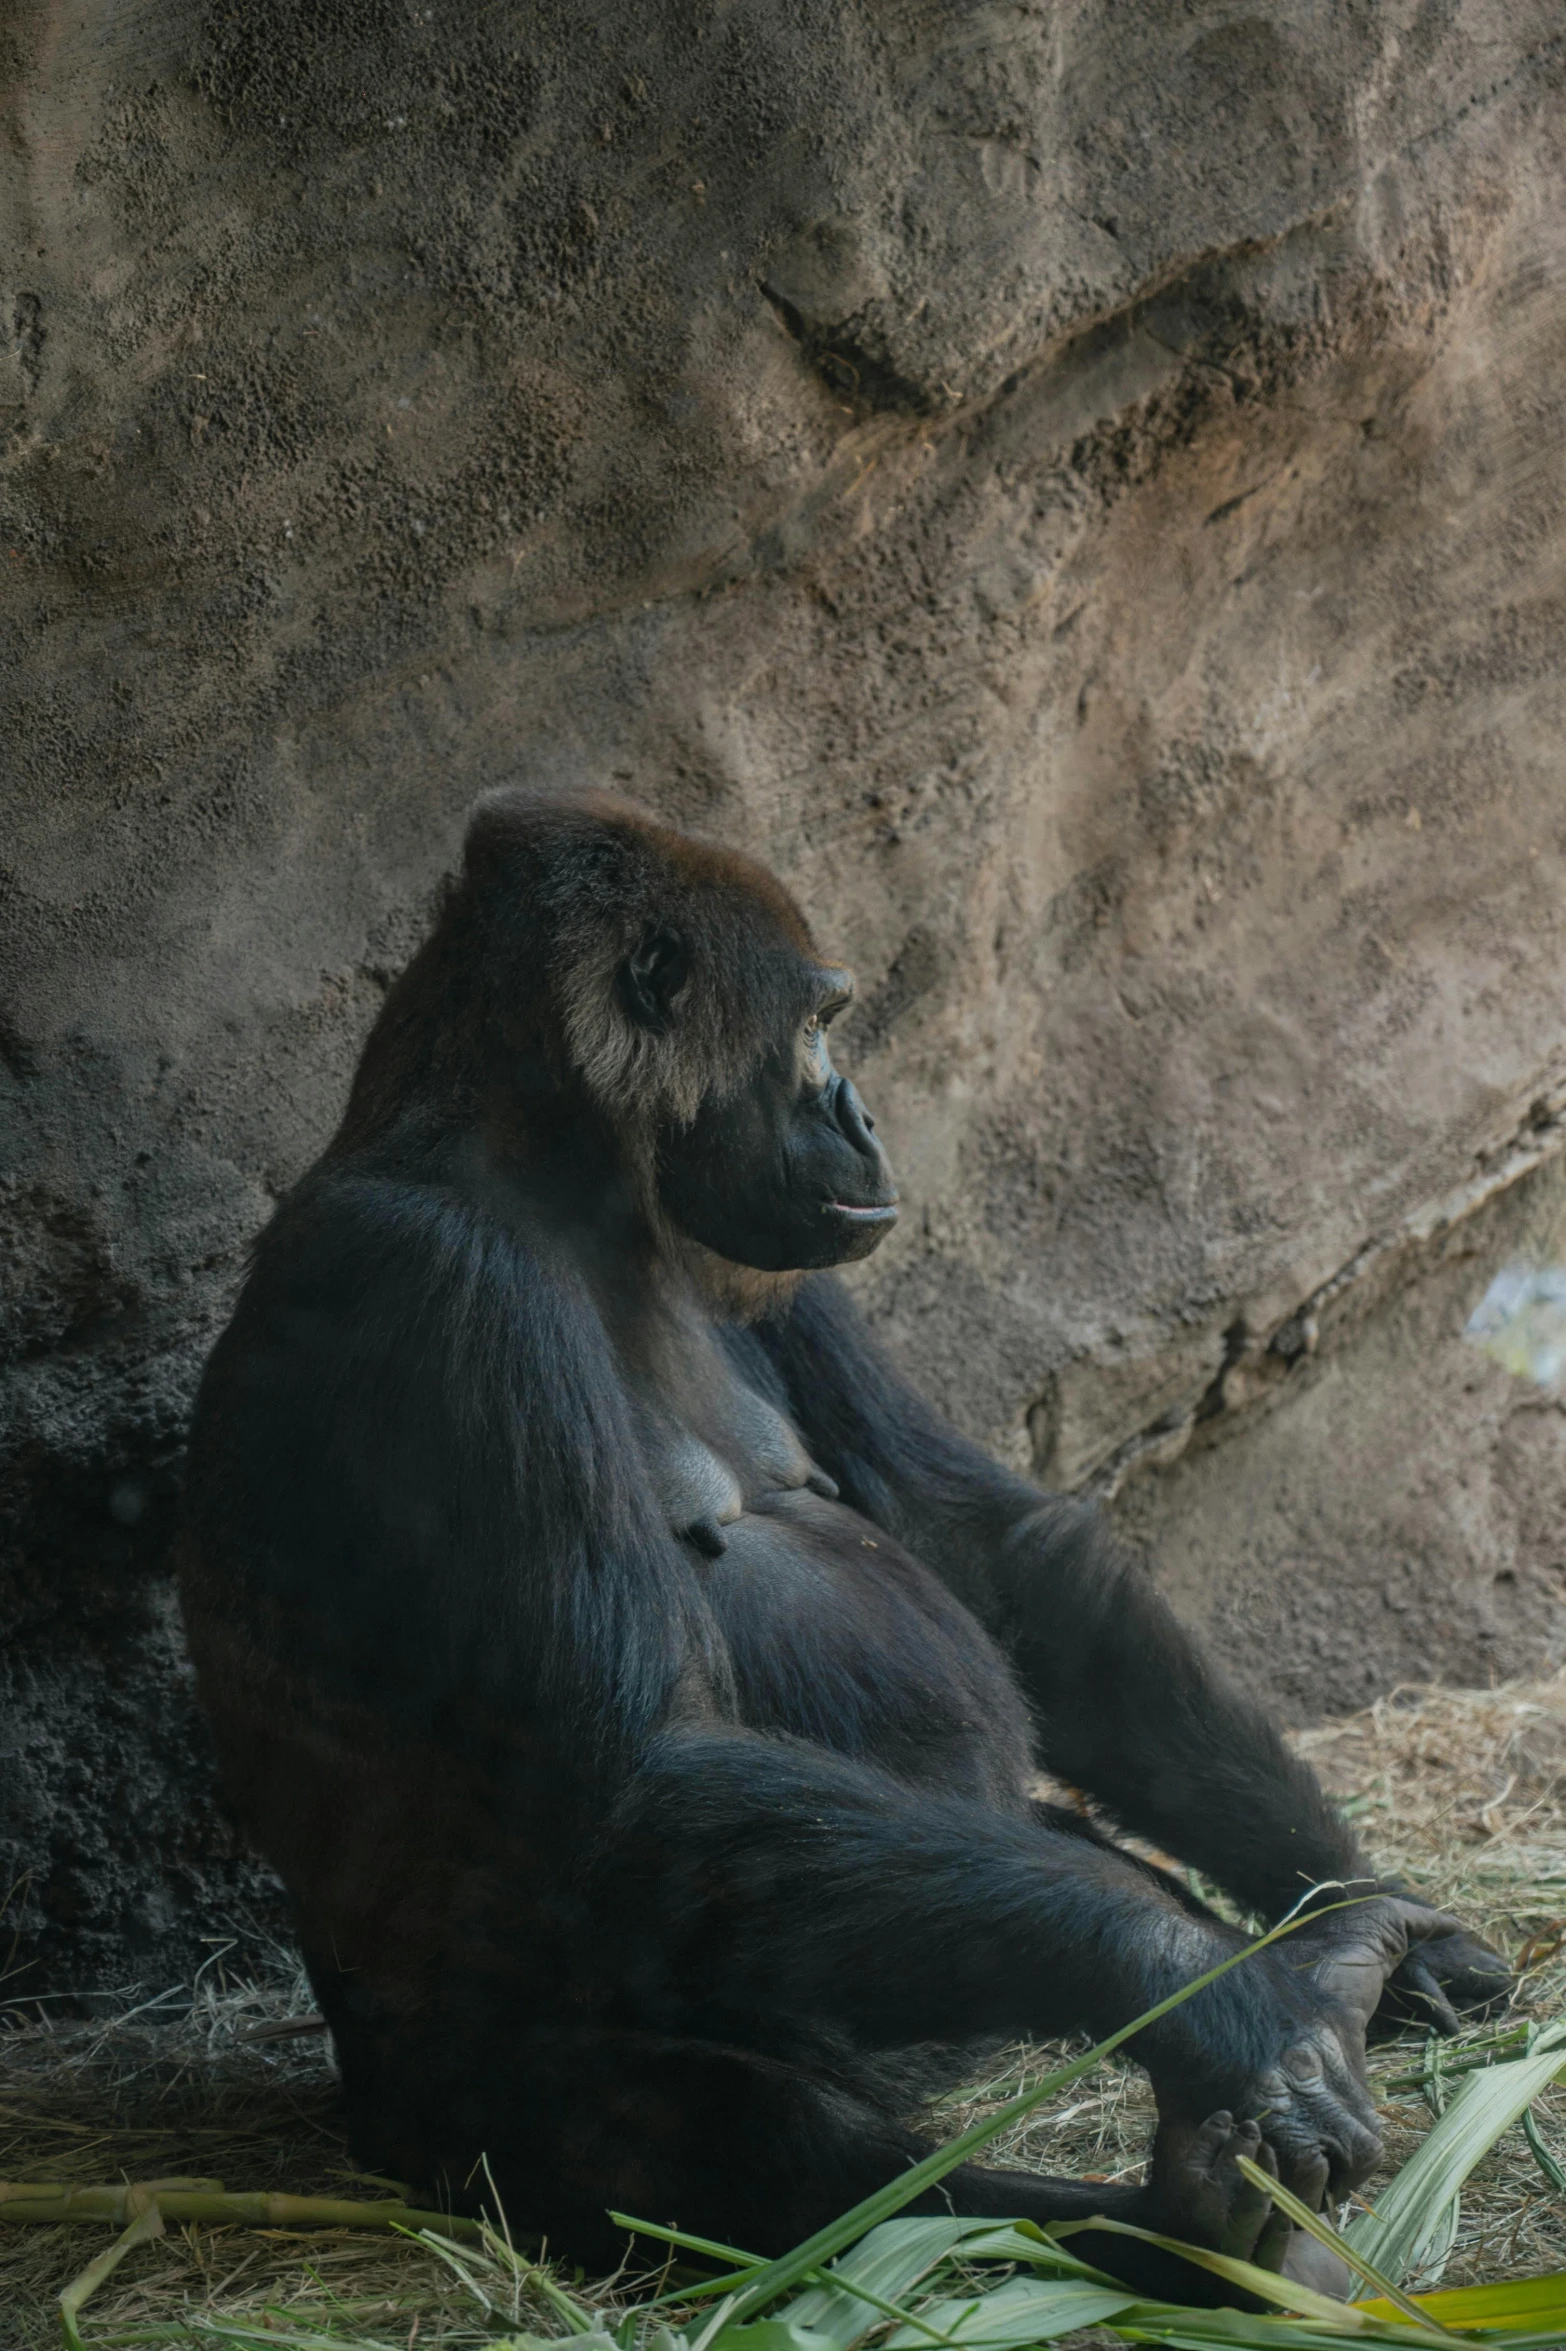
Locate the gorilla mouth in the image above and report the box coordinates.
[828,1201,899,1224]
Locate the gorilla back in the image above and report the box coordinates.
[180,788,1507,2289]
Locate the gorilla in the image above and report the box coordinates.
[179,788,1508,2298]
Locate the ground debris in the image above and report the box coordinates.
[3,1672,1564,2344]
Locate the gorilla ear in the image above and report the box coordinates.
[618,926,691,1032]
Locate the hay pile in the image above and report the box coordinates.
[0,1952,506,2347]
[1303,1674,1566,2281]
[943,1675,1566,2283]
[4,1673,1564,2347]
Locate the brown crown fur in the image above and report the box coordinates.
[329,786,822,1315]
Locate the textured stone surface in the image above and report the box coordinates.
[3,2,1565,1989]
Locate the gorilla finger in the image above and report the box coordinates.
[1327,2125,1383,2198]
[1286,2144,1329,2214]
[1386,1897,1468,1951]
[1261,2125,1336,2209]
[1375,1952,1463,2036]
[1229,2131,1277,2224]
[1251,2203,1293,2276]
[1306,1911,1447,2025]
[1427,1933,1516,2007]
[1401,1956,1461,2036]
[1451,1968,1515,2020]
[1458,1946,1517,1991]
[1265,2100,1378,2202]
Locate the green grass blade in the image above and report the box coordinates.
[674,2328,834,2351]
[709,1905,1346,2327]
[1052,2212,1404,2334]
[1380,2029,1531,2094]
[783,2217,975,2345]
[610,2209,768,2304]
[937,2220,1120,2276]
[1101,2321,1454,2351]
[1232,2154,1450,2336]
[614,2210,979,2332]
[1346,2022,1566,2285]
[882,2275,1141,2345]
[1521,2104,1566,2196]
[610,2214,762,2269]
[1354,2270,1566,2334]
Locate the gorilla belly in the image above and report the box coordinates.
[698,1488,1034,1808]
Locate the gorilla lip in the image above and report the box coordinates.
[828,1200,899,1223]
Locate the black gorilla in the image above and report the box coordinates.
[179,790,1507,2297]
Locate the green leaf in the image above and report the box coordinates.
[882,2276,1140,2344]
[1054,2212,1400,2333]
[950,2220,1123,2276]
[486,2338,623,2351]
[697,2324,838,2351]
[783,2217,974,2345]
[1103,2320,1384,2349]
[1232,2153,1446,2336]
[711,1906,1348,2327]
[1346,2022,1566,2285]
[1354,2270,1566,2334]
[1102,2320,1437,2350]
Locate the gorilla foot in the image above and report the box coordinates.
[1273,2223,1356,2301]
[1146,2110,1278,2263]
[1145,2112,1357,2304]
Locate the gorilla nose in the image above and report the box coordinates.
[833,1077,879,1155]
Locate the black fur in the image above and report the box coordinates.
[179,789,1507,2297]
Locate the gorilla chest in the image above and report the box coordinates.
[628,1368,827,1555]
[628,1366,1031,1801]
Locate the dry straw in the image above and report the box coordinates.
[2,1670,1563,2348]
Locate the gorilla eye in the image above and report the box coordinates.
[803,1013,821,1038]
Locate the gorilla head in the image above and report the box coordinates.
[627,926,897,1272]
[339,785,899,1276]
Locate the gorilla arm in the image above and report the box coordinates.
[747,1276,1510,2023]
[191,1171,1428,2248]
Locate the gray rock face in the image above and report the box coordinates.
[3,2,1565,1989]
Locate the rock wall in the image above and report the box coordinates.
[3,1,1565,1991]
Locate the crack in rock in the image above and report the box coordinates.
[1070,1077,1566,1505]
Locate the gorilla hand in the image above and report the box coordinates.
[1368,1894,1512,2036]
[1149,1894,1460,2210]
[1244,1893,1466,2199]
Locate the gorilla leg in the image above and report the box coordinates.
[378,2020,1277,2301]
[584,1731,1387,2207]
[1029,1798,1226,1923]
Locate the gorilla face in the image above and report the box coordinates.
[653,965,899,1272]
